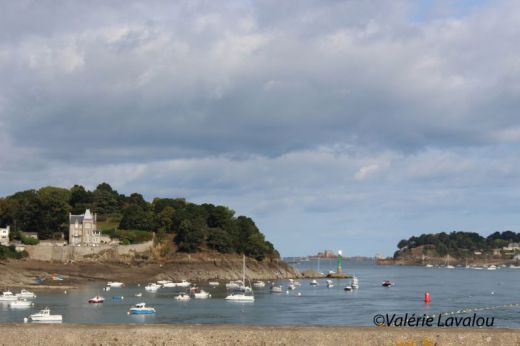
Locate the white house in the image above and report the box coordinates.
[0,225,10,246]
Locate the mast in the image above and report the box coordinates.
[243,254,245,284]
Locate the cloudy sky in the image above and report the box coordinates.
[1,0,519,256]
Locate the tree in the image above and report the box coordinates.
[119,205,155,231]
[174,220,204,253]
[156,206,174,232]
[207,228,233,253]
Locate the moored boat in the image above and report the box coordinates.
[253,281,266,288]
[88,295,105,304]
[208,281,220,286]
[310,279,319,286]
[107,282,124,288]
[270,285,283,293]
[16,289,36,299]
[326,280,334,288]
[175,292,191,301]
[29,308,62,322]
[144,283,161,292]
[10,299,33,308]
[382,280,393,287]
[129,303,155,315]
[0,291,18,301]
[193,290,211,299]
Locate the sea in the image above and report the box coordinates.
[1,259,519,327]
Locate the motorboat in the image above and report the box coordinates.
[326,280,334,288]
[157,280,171,285]
[29,308,62,322]
[135,293,142,297]
[175,293,191,301]
[193,290,211,299]
[446,265,455,269]
[107,282,124,288]
[253,281,266,288]
[225,280,243,290]
[425,264,434,268]
[145,283,161,292]
[162,282,177,288]
[344,285,352,291]
[382,280,393,287]
[488,265,497,271]
[208,281,220,287]
[0,291,18,301]
[129,303,155,315]
[88,295,105,304]
[16,289,37,299]
[10,299,33,308]
[351,276,359,289]
[293,281,301,286]
[310,280,319,286]
[175,280,191,288]
[225,255,254,301]
[288,284,296,290]
[270,285,283,293]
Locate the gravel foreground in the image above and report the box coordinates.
[1,324,519,346]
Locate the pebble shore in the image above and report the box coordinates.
[0,324,519,346]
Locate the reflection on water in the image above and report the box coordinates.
[0,260,519,326]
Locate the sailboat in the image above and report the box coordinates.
[225,255,255,302]
[445,254,455,269]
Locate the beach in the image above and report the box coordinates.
[0,324,519,346]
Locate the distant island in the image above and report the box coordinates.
[379,231,520,266]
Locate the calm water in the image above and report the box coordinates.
[1,259,519,327]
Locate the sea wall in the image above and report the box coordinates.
[0,324,518,346]
[24,241,153,262]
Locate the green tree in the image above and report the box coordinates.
[174,220,204,253]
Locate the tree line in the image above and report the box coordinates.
[397,231,520,257]
[0,183,278,260]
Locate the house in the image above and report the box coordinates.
[503,243,520,251]
[0,225,9,246]
[69,209,101,246]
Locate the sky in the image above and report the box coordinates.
[1,0,519,257]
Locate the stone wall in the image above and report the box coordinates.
[24,241,153,262]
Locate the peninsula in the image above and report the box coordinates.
[0,183,299,287]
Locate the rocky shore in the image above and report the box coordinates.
[0,324,518,346]
[0,253,300,288]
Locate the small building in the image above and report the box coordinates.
[69,209,101,246]
[0,225,10,246]
[503,243,520,251]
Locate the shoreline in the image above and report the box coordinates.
[0,324,518,345]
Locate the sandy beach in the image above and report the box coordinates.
[0,324,518,346]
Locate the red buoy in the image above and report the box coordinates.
[424,292,431,304]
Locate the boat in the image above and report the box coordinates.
[326,280,334,288]
[351,276,359,289]
[88,295,105,304]
[509,265,520,269]
[208,281,220,286]
[175,280,191,288]
[157,280,171,285]
[107,282,124,288]
[425,264,433,268]
[162,282,177,288]
[193,290,211,299]
[10,299,33,308]
[144,283,161,292]
[225,255,255,302]
[288,284,296,290]
[293,281,301,286]
[112,295,124,301]
[253,281,266,288]
[29,308,62,322]
[0,291,18,301]
[488,265,497,271]
[445,255,455,269]
[225,280,243,290]
[310,279,319,286]
[129,303,155,315]
[270,285,283,293]
[382,280,393,287]
[16,289,37,299]
[135,293,142,297]
[344,285,352,291]
[175,292,191,301]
